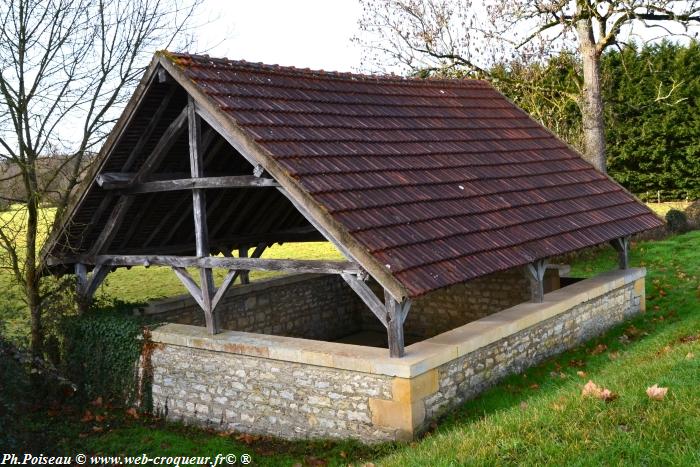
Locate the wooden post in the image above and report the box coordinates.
[526,259,547,303]
[75,263,109,314]
[385,293,405,358]
[189,96,219,334]
[610,236,630,270]
[239,246,250,285]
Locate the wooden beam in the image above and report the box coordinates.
[96,172,133,188]
[526,259,548,303]
[84,264,110,299]
[341,273,388,327]
[211,243,267,311]
[385,294,405,358]
[75,263,88,295]
[610,236,630,270]
[189,96,218,334]
[57,255,362,274]
[238,246,250,284]
[172,267,205,310]
[98,175,279,193]
[127,176,278,194]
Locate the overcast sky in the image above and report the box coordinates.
[197,0,364,72]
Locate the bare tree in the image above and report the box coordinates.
[0,0,202,356]
[357,0,700,172]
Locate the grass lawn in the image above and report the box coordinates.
[5,230,698,465]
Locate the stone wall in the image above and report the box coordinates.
[149,268,646,443]
[151,345,396,441]
[143,267,545,342]
[141,274,362,341]
[421,279,641,421]
[359,267,556,339]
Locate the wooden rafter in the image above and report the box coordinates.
[88,107,188,256]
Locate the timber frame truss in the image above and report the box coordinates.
[51,93,414,357]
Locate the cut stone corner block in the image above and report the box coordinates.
[368,369,439,440]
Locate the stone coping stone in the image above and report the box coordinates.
[151,268,645,378]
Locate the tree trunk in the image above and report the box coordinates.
[25,154,42,357]
[576,17,607,173]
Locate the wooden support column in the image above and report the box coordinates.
[238,246,250,285]
[610,236,630,270]
[526,259,548,303]
[75,263,109,314]
[189,96,219,334]
[385,294,404,358]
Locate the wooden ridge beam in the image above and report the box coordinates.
[98,175,279,193]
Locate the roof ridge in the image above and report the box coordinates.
[163,50,491,88]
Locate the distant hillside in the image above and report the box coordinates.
[0,154,94,210]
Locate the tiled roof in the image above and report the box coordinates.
[170,54,663,295]
[167,53,662,296]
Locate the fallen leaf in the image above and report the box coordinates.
[686,352,695,360]
[519,401,528,410]
[608,351,620,360]
[339,451,347,459]
[646,384,668,401]
[577,371,587,378]
[529,383,540,390]
[582,380,618,401]
[95,414,106,423]
[92,426,104,433]
[91,396,103,407]
[590,344,608,355]
[569,359,586,368]
[125,408,139,419]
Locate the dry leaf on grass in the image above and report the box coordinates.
[125,407,139,419]
[646,384,668,401]
[577,371,587,378]
[581,380,618,402]
[80,410,94,423]
[686,352,695,360]
[590,344,608,355]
